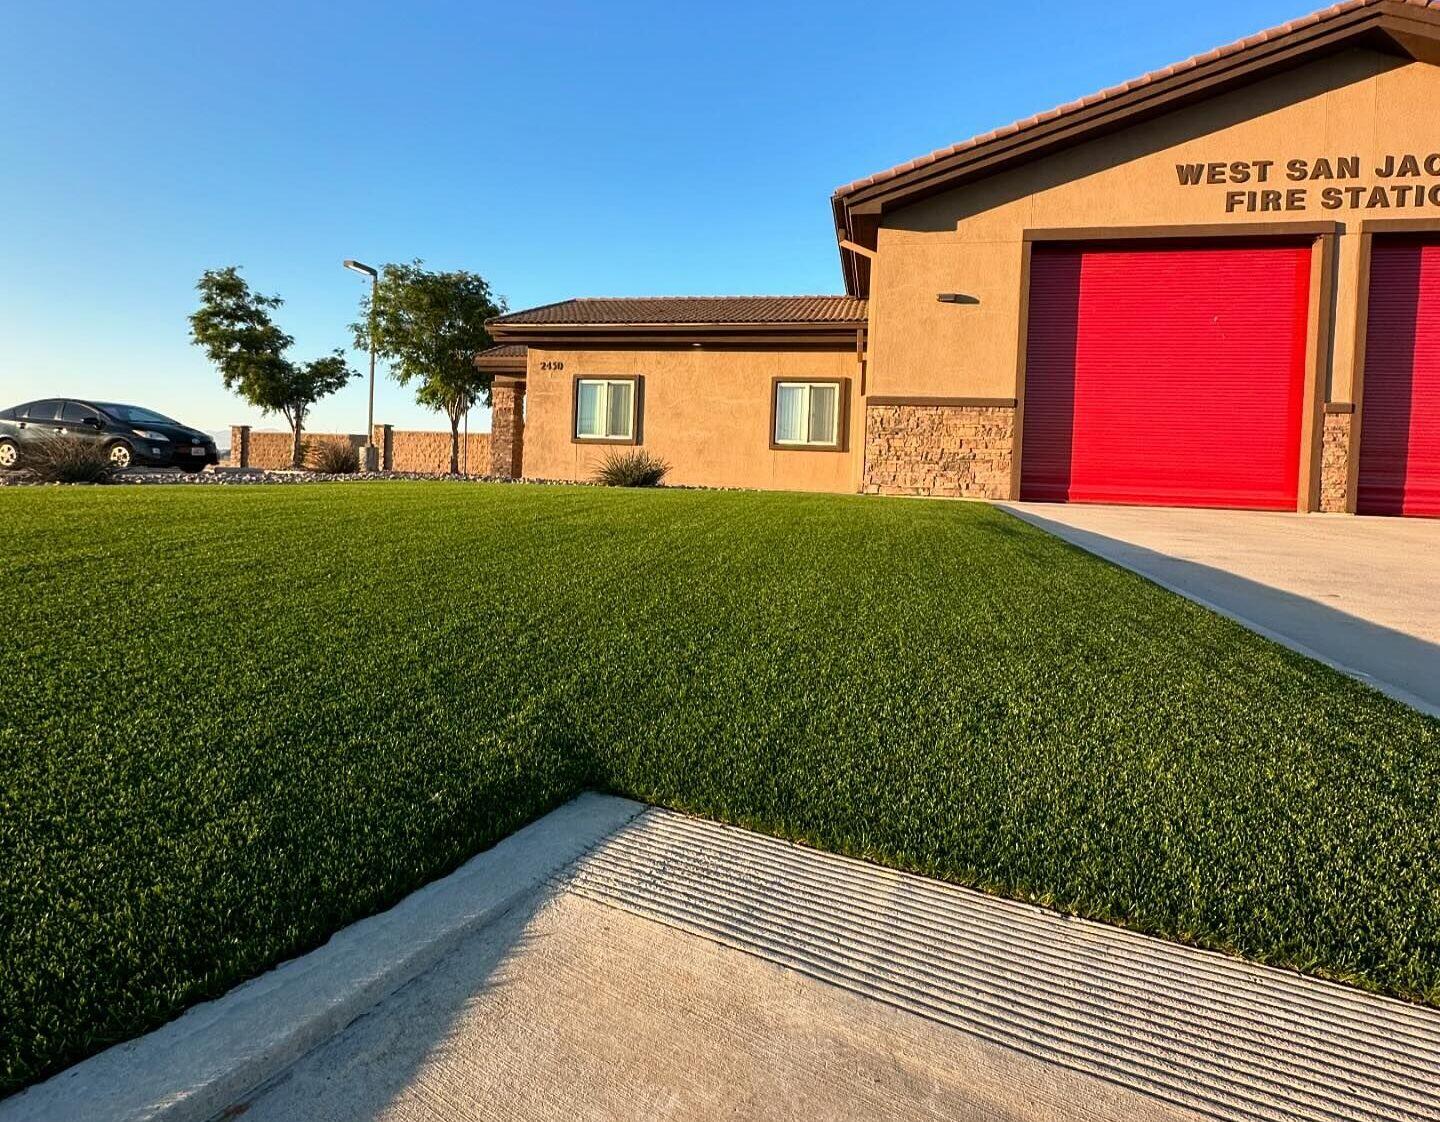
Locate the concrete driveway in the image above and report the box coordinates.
[1002,504,1440,715]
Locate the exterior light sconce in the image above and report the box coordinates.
[937,293,979,305]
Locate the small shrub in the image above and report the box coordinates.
[306,441,361,474]
[592,449,670,487]
[22,436,115,484]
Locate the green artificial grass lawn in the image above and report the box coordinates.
[2,481,1438,1092]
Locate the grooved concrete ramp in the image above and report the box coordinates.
[563,809,1440,1122]
[29,797,1439,1122]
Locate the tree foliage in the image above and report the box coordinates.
[190,267,355,468]
[353,261,506,473]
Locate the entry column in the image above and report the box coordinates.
[489,378,525,479]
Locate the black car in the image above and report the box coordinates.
[0,399,219,471]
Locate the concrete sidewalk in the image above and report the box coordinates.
[1001,503,1440,715]
[238,889,1172,1122]
[9,798,1440,1122]
[220,809,1440,1122]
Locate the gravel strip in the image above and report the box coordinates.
[0,468,571,487]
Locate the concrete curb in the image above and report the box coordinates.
[0,793,645,1122]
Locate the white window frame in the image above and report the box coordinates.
[574,377,638,443]
[772,380,844,449]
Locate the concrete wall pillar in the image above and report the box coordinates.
[489,382,525,479]
[373,424,394,471]
[230,425,251,468]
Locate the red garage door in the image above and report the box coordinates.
[1357,238,1440,517]
[1021,242,1312,509]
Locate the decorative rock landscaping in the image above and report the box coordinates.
[0,467,539,487]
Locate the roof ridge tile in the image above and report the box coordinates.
[492,294,868,327]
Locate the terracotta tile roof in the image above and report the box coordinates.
[832,0,1440,200]
[491,295,867,327]
[475,342,527,373]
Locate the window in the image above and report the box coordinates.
[574,378,638,442]
[93,403,178,425]
[60,402,102,424]
[772,381,844,449]
[21,400,60,421]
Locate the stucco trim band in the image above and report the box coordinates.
[867,395,1018,409]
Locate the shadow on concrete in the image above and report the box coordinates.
[1001,504,1440,717]
[234,882,557,1121]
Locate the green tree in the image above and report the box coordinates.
[190,267,356,468]
[352,261,506,474]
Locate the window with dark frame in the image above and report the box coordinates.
[574,378,638,442]
[60,402,102,424]
[21,400,61,421]
[773,381,842,447]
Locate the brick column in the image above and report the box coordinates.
[230,425,251,468]
[489,382,525,479]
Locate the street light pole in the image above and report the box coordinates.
[343,259,379,470]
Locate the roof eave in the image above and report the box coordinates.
[831,1,1440,296]
[489,320,866,348]
[475,354,527,374]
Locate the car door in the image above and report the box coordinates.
[58,401,105,446]
[15,400,63,445]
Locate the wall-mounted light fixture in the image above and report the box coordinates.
[937,293,980,305]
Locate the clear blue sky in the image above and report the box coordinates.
[1,0,1314,435]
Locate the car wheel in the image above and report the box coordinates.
[0,439,18,470]
[107,442,134,469]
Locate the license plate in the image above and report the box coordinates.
[190,446,205,456]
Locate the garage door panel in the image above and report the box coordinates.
[1357,239,1440,517]
[1021,243,1312,510]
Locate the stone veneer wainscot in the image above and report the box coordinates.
[1319,410,1354,514]
[863,403,1015,499]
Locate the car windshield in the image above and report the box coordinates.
[95,403,179,425]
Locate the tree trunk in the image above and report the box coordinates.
[448,414,460,475]
[290,410,305,469]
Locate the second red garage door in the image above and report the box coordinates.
[1356,238,1440,517]
[1021,241,1313,509]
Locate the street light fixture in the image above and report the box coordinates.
[344,259,380,471]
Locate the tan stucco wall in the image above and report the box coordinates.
[867,50,1440,406]
[522,346,863,492]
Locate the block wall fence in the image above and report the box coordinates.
[230,425,491,474]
